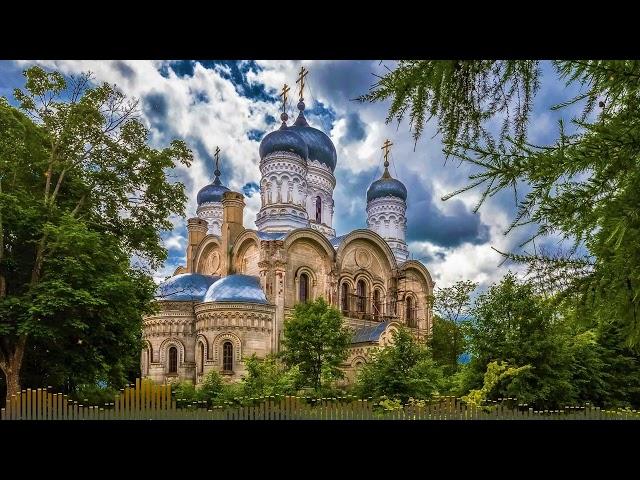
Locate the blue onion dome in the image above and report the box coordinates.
[197,176,230,205]
[155,273,221,301]
[197,147,231,205]
[204,274,268,304]
[367,168,407,202]
[259,124,309,161]
[287,101,337,172]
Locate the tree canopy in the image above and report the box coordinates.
[361,60,640,346]
[280,297,351,392]
[0,66,192,402]
[356,326,443,402]
[428,280,476,375]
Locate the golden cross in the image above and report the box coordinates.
[296,66,309,101]
[214,146,221,172]
[381,139,393,166]
[280,84,290,113]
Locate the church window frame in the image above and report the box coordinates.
[373,288,383,319]
[222,341,233,372]
[299,272,309,303]
[341,281,350,314]
[406,294,418,328]
[296,267,316,304]
[356,279,367,313]
[168,346,178,374]
[315,195,322,223]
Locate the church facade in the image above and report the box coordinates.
[141,75,435,385]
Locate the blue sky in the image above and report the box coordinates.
[0,60,586,289]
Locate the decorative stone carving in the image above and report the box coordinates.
[355,248,372,268]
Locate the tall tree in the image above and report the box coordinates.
[428,280,476,374]
[280,297,351,392]
[356,326,443,402]
[562,296,640,408]
[0,66,192,401]
[360,60,640,346]
[465,272,576,409]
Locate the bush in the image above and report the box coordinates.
[72,383,119,406]
[198,371,225,405]
[242,354,301,398]
[171,380,198,405]
[355,327,443,402]
[215,382,246,406]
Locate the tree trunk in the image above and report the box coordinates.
[4,362,21,399]
[1,336,27,403]
[30,235,47,285]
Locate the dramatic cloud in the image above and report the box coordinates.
[242,182,260,198]
[406,179,490,247]
[112,60,136,80]
[143,92,169,125]
[2,59,578,289]
[341,112,367,144]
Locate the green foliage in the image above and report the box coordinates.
[595,320,640,408]
[172,380,199,403]
[362,60,640,346]
[17,215,156,390]
[198,370,225,402]
[428,280,476,375]
[71,382,119,407]
[358,60,540,147]
[452,272,640,409]
[171,371,236,407]
[215,382,246,406]
[464,273,576,408]
[431,280,478,323]
[461,360,531,408]
[429,317,466,375]
[356,326,443,403]
[439,364,474,397]
[0,66,193,399]
[280,297,351,392]
[242,354,301,398]
[376,396,404,411]
[563,299,640,408]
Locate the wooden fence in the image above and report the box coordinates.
[2,379,640,420]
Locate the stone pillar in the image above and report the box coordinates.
[272,242,286,353]
[221,191,245,275]
[328,268,339,308]
[186,217,208,272]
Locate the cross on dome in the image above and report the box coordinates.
[296,66,308,102]
[280,84,290,124]
[381,139,393,169]
[213,146,222,182]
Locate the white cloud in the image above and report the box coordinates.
[10,60,568,290]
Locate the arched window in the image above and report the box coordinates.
[406,296,416,327]
[315,196,322,223]
[299,273,309,303]
[168,346,178,374]
[373,289,382,319]
[198,342,205,374]
[223,342,233,372]
[341,283,349,313]
[356,280,366,313]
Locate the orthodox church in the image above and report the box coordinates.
[141,69,435,385]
